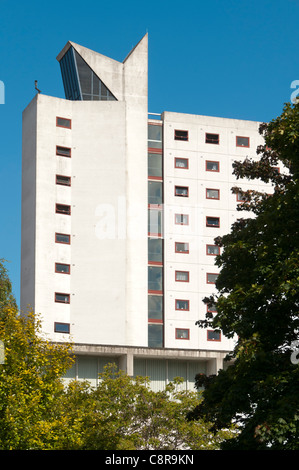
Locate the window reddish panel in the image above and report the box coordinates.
[175,157,189,169]
[56,175,71,186]
[56,145,71,157]
[56,117,71,129]
[55,263,70,274]
[206,244,220,256]
[175,242,189,253]
[175,271,189,282]
[55,233,71,244]
[175,186,189,197]
[175,328,190,340]
[56,204,71,215]
[174,129,188,141]
[207,273,219,284]
[207,330,221,341]
[205,133,219,144]
[206,161,219,172]
[55,292,70,304]
[206,216,220,228]
[206,188,220,200]
[236,136,250,147]
[175,299,189,311]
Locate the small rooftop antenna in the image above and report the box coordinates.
[35,80,41,94]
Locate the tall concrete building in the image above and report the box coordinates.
[21,35,272,389]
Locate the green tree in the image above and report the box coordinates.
[0,259,17,313]
[0,307,81,449]
[189,102,299,450]
[64,364,235,450]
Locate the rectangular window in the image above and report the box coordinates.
[207,303,217,313]
[175,186,188,197]
[207,273,219,284]
[175,157,189,169]
[207,330,221,341]
[148,323,163,348]
[55,233,70,244]
[148,181,163,205]
[206,188,220,199]
[236,136,250,147]
[175,299,189,311]
[148,295,163,321]
[206,133,219,144]
[175,242,189,253]
[206,161,219,172]
[55,263,70,274]
[148,124,162,149]
[175,328,189,340]
[55,292,70,304]
[148,238,163,264]
[175,214,189,225]
[56,204,71,215]
[56,145,71,157]
[148,266,163,293]
[148,209,163,236]
[206,216,220,228]
[148,152,162,178]
[56,175,71,186]
[56,117,71,129]
[54,322,70,334]
[174,129,188,141]
[206,244,220,255]
[175,270,189,282]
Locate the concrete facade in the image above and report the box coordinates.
[21,36,275,389]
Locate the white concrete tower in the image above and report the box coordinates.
[21,35,149,347]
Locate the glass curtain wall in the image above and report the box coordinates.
[148,121,164,348]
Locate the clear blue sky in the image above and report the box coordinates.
[0,0,298,307]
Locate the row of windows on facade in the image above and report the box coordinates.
[174,130,250,148]
[148,180,245,204]
[52,321,220,342]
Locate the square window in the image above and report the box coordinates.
[206,161,219,172]
[175,328,189,340]
[175,242,189,253]
[175,186,188,197]
[206,133,219,144]
[206,244,220,255]
[55,292,70,304]
[56,204,71,215]
[207,273,219,284]
[175,214,189,225]
[206,216,220,228]
[56,175,71,186]
[206,188,220,199]
[207,330,221,341]
[236,136,250,147]
[175,270,189,282]
[175,157,189,169]
[54,322,70,334]
[175,299,189,311]
[56,117,71,129]
[55,233,70,244]
[56,145,71,157]
[55,263,70,274]
[174,130,188,141]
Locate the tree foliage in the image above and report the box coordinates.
[190,102,299,449]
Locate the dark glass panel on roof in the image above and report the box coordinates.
[59,46,117,101]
